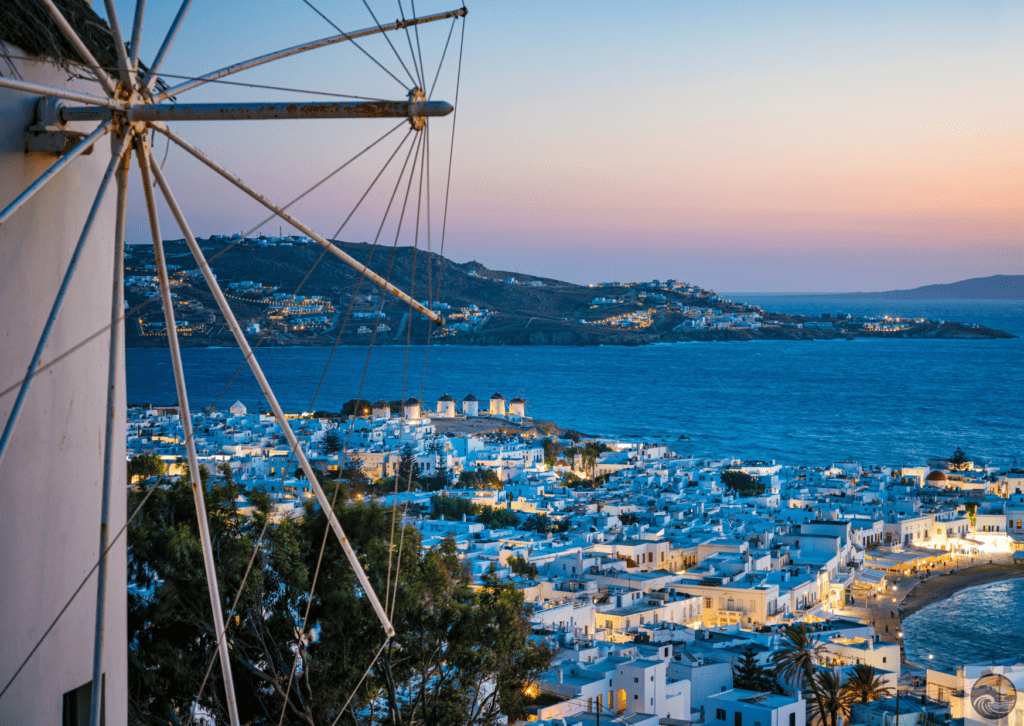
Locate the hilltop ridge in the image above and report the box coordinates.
[123,237,1013,346]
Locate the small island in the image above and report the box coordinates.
[123,236,1014,347]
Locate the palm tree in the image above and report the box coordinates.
[773,624,825,694]
[809,669,852,726]
[844,664,893,704]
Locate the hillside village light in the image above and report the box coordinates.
[0,2,465,725]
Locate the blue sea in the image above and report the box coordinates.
[902,578,1024,671]
[126,298,1024,466]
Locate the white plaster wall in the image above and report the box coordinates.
[0,45,127,725]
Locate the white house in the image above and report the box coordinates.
[705,689,805,726]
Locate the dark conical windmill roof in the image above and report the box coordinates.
[490,392,505,400]
[509,397,524,404]
[404,397,420,405]
[463,394,478,401]
[373,399,388,407]
[438,394,455,402]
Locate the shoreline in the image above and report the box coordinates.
[897,562,1024,621]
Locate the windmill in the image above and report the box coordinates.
[0,2,465,724]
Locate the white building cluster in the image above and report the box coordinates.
[126,401,1024,725]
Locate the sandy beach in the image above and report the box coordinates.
[897,561,1024,620]
[836,554,1024,668]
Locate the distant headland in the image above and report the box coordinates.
[123,238,1015,347]
[803,274,1024,301]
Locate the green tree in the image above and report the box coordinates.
[321,428,343,456]
[733,645,782,694]
[397,444,420,486]
[127,486,551,726]
[478,505,519,529]
[809,669,852,726]
[340,460,370,497]
[432,495,480,520]
[843,664,892,704]
[523,513,550,533]
[542,439,564,468]
[128,454,165,483]
[950,447,970,471]
[341,399,373,417]
[721,470,765,498]
[965,501,978,525]
[459,468,502,490]
[507,555,538,577]
[773,624,824,694]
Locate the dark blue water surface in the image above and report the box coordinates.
[902,578,1024,671]
[126,299,1024,466]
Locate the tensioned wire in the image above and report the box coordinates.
[434,13,465,304]
[381,7,464,608]
[411,0,428,98]
[188,129,418,716]
[186,125,420,721]
[274,130,426,726]
[359,0,421,90]
[397,0,425,89]
[185,129,418,722]
[383,129,428,615]
[300,0,411,92]
[384,10,465,677]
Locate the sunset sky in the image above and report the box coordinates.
[109,0,1023,291]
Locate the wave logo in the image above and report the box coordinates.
[971,674,1017,722]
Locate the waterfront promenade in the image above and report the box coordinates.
[838,553,1024,670]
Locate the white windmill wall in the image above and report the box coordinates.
[437,398,456,417]
[0,46,127,726]
[463,398,479,416]
[509,400,526,417]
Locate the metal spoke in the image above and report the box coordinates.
[62,98,452,123]
[144,0,194,91]
[0,76,121,110]
[137,138,241,726]
[37,0,118,97]
[102,0,133,85]
[152,8,467,103]
[89,131,132,726]
[146,147,397,639]
[0,120,112,229]
[129,0,146,69]
[151,122,444,325]
[0,132,130,473]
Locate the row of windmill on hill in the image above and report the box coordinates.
[378,392,527,420]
